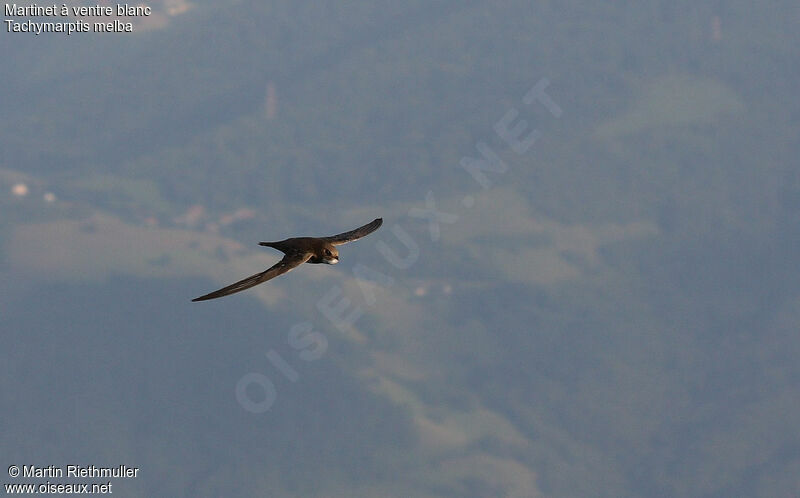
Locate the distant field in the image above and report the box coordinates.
[595,75,745,139]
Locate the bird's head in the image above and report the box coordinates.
[322,244,339,264]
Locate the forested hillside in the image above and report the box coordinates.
[2,1,799,496]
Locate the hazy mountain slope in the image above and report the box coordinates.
[2,0,800,496]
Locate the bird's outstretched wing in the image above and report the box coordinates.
[322,218,383,246]
[192,253,312,302]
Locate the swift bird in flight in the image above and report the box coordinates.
[192,218,383,302]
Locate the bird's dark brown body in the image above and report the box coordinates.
[258,237,339,264]
[192,218,382,302]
